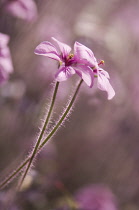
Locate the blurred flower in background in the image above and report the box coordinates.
[2,0,37,22]
[74,184,117,210]
[0,32,13,83]
[52,184,118,210]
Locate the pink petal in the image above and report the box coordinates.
[97,72,115,100]
[75,65,94,88]
[52,37,71,58]
[55,66,75,82]
[5,0,37,21]
[0,41,13,74]
[34,41,60,61]
[99,68,110,79]
[0,67,9,83]
[0,33,10,46]
[74,42,98,67]
[0,57,13,74]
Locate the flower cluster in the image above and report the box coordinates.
[0,33,13,83]
[35,37,115,100]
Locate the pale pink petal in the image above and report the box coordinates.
[0,67,9,83]
[0,34,13,75]
[52,37,71,58]
[74,42,98,67]
[34,41,60,61]
[99,68,110,79]
[0,58,13,74]
[75,65,94,88]
[97,72,115,100]
[0,33,9,46]
[5,0,37,22]
[55,66,75,82]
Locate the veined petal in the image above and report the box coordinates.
[75,65,94,88]
[34,41,60,61]
[97,72,115,100]
[74,42,98,67]
[52,37,71,58]
[98,68,110,79]
[55,66,75,82]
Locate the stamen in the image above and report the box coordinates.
[98,60,104,66]
[68,53,74,59]
[91,66,97,70]
[59,61,63,66]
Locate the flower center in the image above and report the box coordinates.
[91,60,104,78]
[67,53,74,59]
[58,54,74,67]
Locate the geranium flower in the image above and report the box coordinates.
[35,38,115,100]
[74,42,115,100]
[4,0,37,21]
[0,33,13,83]
[35,37,94,87]
[35,37,76,82]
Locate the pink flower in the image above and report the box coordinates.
[35,37,94,86]
[0,33,13,83]
[35,38,115,100]
[74,42,115,100]
[35,37,77,82]
[4,0,37,22]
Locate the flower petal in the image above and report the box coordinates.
[98,68,110,79]
[75,65,94,88]
[74,42,98,67]
[34,41,60,61]
[52,37,71,58]
[0,33,9,46]
[97,72,115,100]
[0,67,9,83]
[55,66,75,82]
[0,57,13,74]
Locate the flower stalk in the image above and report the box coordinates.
[0,79,83,190]
[39,79,83,149]
[17,81,59,190]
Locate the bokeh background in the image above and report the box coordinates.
[0,0,139,209]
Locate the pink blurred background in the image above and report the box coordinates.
[0,0,139,209]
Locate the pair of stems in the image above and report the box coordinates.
[17,81,60,190]
[0,79,83,190]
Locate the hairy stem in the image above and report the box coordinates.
[18,82,59,190]
[0,79,83,190]
[39,79,83,149]
[0,158,30,189]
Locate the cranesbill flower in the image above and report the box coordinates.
[74,42,115,100]
[4,0,37,21]
[35,37,94,86]
[0,33,13,83]
[35,38,115,99]
[35,37,77,82]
